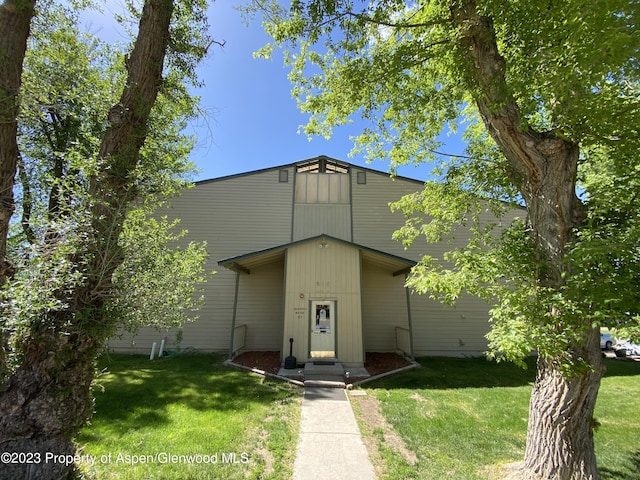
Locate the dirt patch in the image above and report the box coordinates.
[409,392,425,402]
[252,445,275,478]
[232,351,413,379]
[479,462,546,480]
[408,392,436,419]
[351,392,418,474]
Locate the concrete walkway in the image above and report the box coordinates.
[292,387,376,479]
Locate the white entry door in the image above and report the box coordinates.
[310,301,335,358]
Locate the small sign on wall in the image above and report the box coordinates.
[294,307,307,322]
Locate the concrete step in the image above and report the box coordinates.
[303,377,346,388]
[303,362,344,377]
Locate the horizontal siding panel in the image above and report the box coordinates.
[352,168,525,357]
[410,292,493,357]
[109,168,294,353]
[165,168,294,261]
[109,268,239,354]
[235,261,284,352]
[352,169,524,263]
[361,262,409,352]
[351,169,423,259]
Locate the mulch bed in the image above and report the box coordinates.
[363,352,413,377]
[233,351,282,375]
[231,351,413,378]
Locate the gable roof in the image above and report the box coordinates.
[218,233,416,277]
[195,155,425,187]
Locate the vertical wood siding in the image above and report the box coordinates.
[292,204,351,241]
[295,173,350,203]
[282,239,363,366]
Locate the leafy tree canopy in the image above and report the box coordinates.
[3,1,210,366]
[250,0,640,365]
[0,1,211,477]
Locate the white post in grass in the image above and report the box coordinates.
[150,342,157,360]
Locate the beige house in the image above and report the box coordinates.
[109,156,520,367]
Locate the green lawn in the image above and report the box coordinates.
[353,357,640,480]
[77,354,301,480]
[78,354,639,480]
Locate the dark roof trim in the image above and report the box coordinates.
[195,155,425,187]
[218,233,416,272]
[296,156,350,173]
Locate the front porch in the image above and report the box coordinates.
[231,351,416,387]
[220,234,417,370]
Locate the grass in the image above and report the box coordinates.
[76,353,301,480]
[353,356,640,480]
[76,354,639,479]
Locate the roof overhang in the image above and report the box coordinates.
[218,234,416,276]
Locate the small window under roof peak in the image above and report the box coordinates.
[296,157,349,174]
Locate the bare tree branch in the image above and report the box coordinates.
[347,11,452,30]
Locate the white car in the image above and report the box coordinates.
[615,341,640,357]
[600,333,615,350]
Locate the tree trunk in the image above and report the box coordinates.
[510,328,604,480]
[0,330,98,480]
[451,1,604,478]
[0,0,174,477]
[0,0,35,280]
[0,0,36,376]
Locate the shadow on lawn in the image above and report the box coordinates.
[599,449,640,480]
[369,356,640,390]
[87,353,299,435]
[370,356,538,390]
[602,358,640,379]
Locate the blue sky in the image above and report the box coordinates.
[84,1,464,182]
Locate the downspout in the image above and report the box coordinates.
[404,273,415,361]
[228,271,240,359]
[359,250,365,365]
[290,165,296,242]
